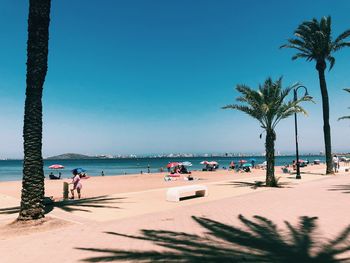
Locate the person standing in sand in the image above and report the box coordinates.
[333,155,339,173]
[70,172,82,199]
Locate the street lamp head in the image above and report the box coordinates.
[297,85,312,100]
[304,91,313,100]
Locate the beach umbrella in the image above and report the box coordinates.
[72,168,86,174]
[166,162,179,168]
[238,160,247,163]
[242,163,252,167]
[181,161,192,166]
[200,161,209,165]
[49,164,64,169]
[207,161,218,165]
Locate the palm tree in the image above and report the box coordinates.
[18,0,52,220]
[338,88,350,121]
[223,77,310,187]
[281,16,350,174]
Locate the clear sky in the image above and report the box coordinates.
[1,0,350,158]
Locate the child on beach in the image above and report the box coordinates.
[70,172,82,199]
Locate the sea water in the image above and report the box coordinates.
[0,155,325,182]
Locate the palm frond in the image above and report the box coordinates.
[291,53,311,61]
[223,77,311,132]
[282,16,350,69]
[326,56,335,70]
[338,89,350,121]
[335,29,350,43]
[223,104,263,124]
[333,41,350,52]
[338,116,350,121]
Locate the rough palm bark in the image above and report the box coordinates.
[265,129,277,187]
[18,0,51,221]
[316,61,333,174]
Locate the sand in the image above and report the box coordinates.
[0,163,349,262]
[0,167,270,199]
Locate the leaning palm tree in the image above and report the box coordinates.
[223,77,310,187]
[281,16,350,174]
[338,88,350,121]
[18,0,52,220]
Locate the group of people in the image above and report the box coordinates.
[171,165,190,174]
[229,161,254,173]
[48,169,85,199]
[289,155,342,173]
[291,159,310,170]
[202,163,219,171]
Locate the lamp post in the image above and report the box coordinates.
[294,85,312,179]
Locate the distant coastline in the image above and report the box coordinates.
[45,152,328,160]
[2,152,350,161]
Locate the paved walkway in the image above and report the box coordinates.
[0,171,349,262]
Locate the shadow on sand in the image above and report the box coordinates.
[77,215,350,262]
[0,195,126,215]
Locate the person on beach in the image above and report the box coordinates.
[292,160,296,171]
[70,172,82,199]
[147,164,150,173]
[167,163,171,173]
[333,155,339,173]
[251,160,255,168]
[229,161,235,170]
[49,172,61,180]
[101,171,104,176]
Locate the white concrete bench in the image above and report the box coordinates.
[166,185,208,202]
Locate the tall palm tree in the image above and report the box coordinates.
[338,88,350,121]
[18,0,52,220]
[223,77,310,187]
[281,16,350,174]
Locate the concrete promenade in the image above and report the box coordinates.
[0,169,349,262]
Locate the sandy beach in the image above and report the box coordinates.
[1,163,349,262]
[0,165,296,200]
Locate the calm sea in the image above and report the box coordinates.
[0,155,325,182]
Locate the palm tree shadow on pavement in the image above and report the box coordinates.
[219,180,292,189]
[77,215,350,262]
[328,184,350,194]
[0,195,126,215]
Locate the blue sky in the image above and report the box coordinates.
[1,0,350,158]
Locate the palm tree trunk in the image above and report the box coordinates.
[18,0,51,221]
[316,61,333,174]
[265,129,277,187]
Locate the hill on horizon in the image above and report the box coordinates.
[46,153,96,160]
